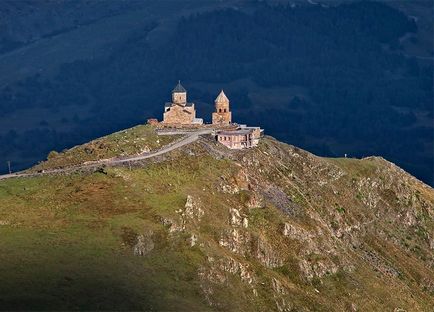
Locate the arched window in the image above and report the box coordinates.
[219,109,222,113]
[224,109,227,113]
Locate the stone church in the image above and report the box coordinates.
[159,81,263,149]
[163,82,234,126]
[162,81,203,125]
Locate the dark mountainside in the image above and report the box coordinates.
[0,126,433,311]
[0,0,432,186]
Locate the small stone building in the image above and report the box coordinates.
[238,126,263,146]
[212,90,232,125]
[163,81,203,125]
[216,127,263,149]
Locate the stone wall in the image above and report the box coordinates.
[163,104,196,124]
[172,92,186,105]
[212,111,232,125]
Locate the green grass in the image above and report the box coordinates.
[0,152,247,310]
[31,125,181,171]
[0,169,213,310]
[326,157,378,178]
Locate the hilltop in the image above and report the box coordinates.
[0,126,433,311]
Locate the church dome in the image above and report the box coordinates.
[215,90,229,103]
[172,81,186,93]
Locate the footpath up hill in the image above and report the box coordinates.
[0,126,432,311]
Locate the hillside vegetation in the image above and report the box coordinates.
[30,125,180,171]
[0,129,432,311]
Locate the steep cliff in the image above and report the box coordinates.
[0,127,432,311]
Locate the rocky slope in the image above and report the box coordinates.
[0,127,432,311]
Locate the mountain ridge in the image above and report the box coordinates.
[0,125,432,311]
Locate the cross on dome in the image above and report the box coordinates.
[172,80,186,93]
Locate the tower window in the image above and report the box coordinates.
[219,109,222,113]
[224,109,227,113]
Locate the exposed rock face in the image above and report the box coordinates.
[253,235,283,269]
[229,208,242,226]
[220,181,240,194]
[200,256,256,286]
[198,255,257,306]
[242,217,249,228]
[282,222,314,240]
[167,218,184,233]
[219,228,251,255]
[133,233,154,256]
[299,258,339,281]
[189,233,198,247]
[184,195,204,221]
[356,178,381,209]
[246,191,265,209]
[163,195,204,234]
[219,167,251,194]
[271,278,292,312]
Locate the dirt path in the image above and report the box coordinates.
[0,129,213,181]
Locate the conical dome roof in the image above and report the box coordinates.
[172,80,186,93]
[215,90,229,103]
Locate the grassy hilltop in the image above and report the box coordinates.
[30,125,181,171]
[0,126,433,311]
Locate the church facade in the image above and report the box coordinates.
[162,81,203,125]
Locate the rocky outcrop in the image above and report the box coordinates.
[253,235,283,268]
[184,195,204,222]
[189,233,198,247]
[271,278,292,312]
[0,220,10,226]
[133,232,154,256]
[229,208,248,228]
[198,255,257,305]
[162,195,204,234]
[299,258,339,280]
[219,228,251,255]
[282,222,314,240]
[219,167,250,194]
[356,177,381,209]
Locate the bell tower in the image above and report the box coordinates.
[172,80,187,105]
[212,90,232,125]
